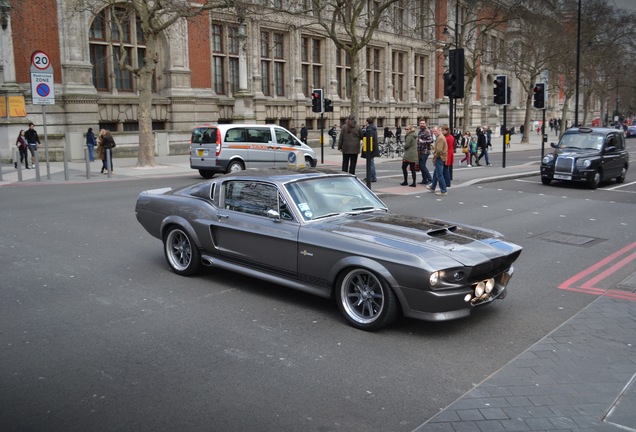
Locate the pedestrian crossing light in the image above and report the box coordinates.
[493,75,508,105]
[311,89,323,113]
[324,98,333,112]
[533,83,546,109]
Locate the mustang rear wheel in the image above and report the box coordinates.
[336,268,398,331]
[164,226,200,276]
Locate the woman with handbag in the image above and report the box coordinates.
[459,131,470,166]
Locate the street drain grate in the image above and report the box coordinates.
[616,272,636,294]
[536,231,603,247]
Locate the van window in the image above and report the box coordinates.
[192,127,218,144]
[225,128,246,143]
[247,128,271,143]
[275,129,297,145]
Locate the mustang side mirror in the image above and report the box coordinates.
[266,209,282,222]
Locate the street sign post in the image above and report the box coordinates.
[30,50,54,179]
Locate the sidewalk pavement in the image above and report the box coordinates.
[0,132,547,189]
[2,131,635,431]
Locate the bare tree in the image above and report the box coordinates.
[506,2,562,143]
[73,0,234,167]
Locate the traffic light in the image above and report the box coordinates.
[443,72,457,97]
[533,83,546,109]
[324,98,333,112]
[493,75,508,105]
[311,89,323,113]
[448,48,464,99]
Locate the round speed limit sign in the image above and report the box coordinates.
[31,51,51,71]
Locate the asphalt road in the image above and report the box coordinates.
[1,167,635,431]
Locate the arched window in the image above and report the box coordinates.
[89,7,157,93]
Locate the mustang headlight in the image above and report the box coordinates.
[475,282,486,297]
[429,272,439,287]
[485,278,495,293]
[542,154,554,164]
[576,159,591,168]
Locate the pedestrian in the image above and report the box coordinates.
[400,125,418,187]
[444,125,455,187]
[395,125,402,144]
[337,114,363,175]
[99,129,116,174]
[427,126,448,196]
[383,126,394,144]
[24,122,40,166]
[300,124,308,144]
[15,130,30,169]
[469,132,478,166]
[459,131,470,166]
[86,127,97,162]
[328,125,337,149]
[361,117,380,182]
[417,120,433,185]
[476,127,491,166]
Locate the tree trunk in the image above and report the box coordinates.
[349,50,361,120]
[463,74,475,131]
[136,35,158,167]
[559,92,572,139]
[521,82,533,144]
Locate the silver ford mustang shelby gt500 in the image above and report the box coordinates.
[135,169,522,330]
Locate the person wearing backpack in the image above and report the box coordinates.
[328,125,337,149]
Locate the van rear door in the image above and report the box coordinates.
[190,126,219,169]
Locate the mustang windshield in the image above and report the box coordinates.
[285,176,387,221]
[559,133,604,151]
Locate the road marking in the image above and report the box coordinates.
[559,241,636,301]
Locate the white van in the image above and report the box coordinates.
[189,124,318,179]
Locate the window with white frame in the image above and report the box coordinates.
[261,30,287,97]
[212,23,240,95]
[301,37,322,96]
[336,47,351,99]
[414,54,428,102]
[366,47,381,100]
[392,51,406,101]
[89,7,156,92]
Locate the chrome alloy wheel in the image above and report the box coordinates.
[164,227,200,276]
[339,269,387,326]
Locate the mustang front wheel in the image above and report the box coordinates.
[336,268,398,331]
[164,226,201,276]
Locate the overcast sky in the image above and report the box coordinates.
[611,0,636,12]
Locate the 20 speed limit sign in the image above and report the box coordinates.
[30,50,55,105]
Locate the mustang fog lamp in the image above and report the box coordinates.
[429,272,439,287]
[464,294,472,302]
[475,282,486,297]
[485,278,495,293]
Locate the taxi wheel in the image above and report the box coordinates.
[616,167,627,184]
[588,170,601,189]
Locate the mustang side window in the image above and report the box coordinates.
[223,181,285,217]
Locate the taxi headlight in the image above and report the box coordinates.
[542,154,554,164]
[576,159,591,167]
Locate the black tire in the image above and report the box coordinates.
[198,170,214,179]
[541,176,552,185]
[305,156,314,168]
[336,268,399,331]
[226,160,244,174]
[616,167,627,184]
[588,169,601,189]
[163,226,201,276]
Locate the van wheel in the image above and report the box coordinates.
[198,170,214,179]
[226,160,244,174]
[305,156,314,168]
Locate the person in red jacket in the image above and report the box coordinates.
[444,128,455,187]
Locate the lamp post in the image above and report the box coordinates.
[574,0,581,126]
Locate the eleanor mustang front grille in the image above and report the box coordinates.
[555,157,574,174]
[469,250,521,282]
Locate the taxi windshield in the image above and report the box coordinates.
[559,133,603,151]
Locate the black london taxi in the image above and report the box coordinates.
[540,127,629,189]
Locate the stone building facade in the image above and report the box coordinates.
[0,0,523,162]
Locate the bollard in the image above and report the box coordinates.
[34,150,41,182]
[84,148,91,179]
[63,148,69,181]
[15,148,23,182]
[106,149,112,178]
